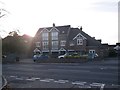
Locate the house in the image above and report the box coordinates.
[34,23,102,58]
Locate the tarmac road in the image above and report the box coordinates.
[2,58,120,89]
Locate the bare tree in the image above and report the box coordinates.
[0,1,10,18]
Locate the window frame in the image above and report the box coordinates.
[42,41,48,50]
[51,31,58,40]
[77,39,83,45]
[36,42,40,47]
[42,32,49,41]
[60,40,66,46]
[52,41,58,49]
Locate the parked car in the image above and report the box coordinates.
[58,53,70,59]
[95,53,99,57]
[2,55,7,59]
[33,54,49,62]
[2,53,19,63]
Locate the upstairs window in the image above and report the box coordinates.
[51,32,58,40]
[36,42,40,47]
[77,39,83,45]
[70,42,74,46]
[42,32,48,40]
[60,40,66,46]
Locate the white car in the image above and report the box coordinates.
[58,53,68,59]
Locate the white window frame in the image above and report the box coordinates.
[51,31,58,40]
[77,39,83,45]
[36,42,40,47]
[52,41,58,49]
[70,42,74,46]
[42,41,48,50]
[60,40,66,46]
[42,32,48,40]
[89,50,95,54]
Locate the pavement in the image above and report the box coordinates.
[2,58,120,89]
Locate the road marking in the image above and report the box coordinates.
[10,76,17,78]
[72,81,86,85]
[31,77,40,80]
[47,78,54,81]
[16,77,23,80]
[90,83,103,87]
[54,80,68,84]
[40,79,50,82]
[112,84,120,86]
[58,80,69,82]
[78,85,91,88]
[100,84,105,90]
[54,81,66,84]
[26,78,35,81]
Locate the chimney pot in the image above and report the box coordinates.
[53,23,55,27]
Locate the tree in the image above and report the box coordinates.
[8,30,19,36]
[2,31,33,58]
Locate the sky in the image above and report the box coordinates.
[0,0,119,44]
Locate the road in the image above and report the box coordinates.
[2,58,120,89]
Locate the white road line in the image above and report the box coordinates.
[54,79,69,84]
[100,84,105,90]
[47,79,54,81]
[112,84,120,87]
[26,78,35,81]
[79,85,91,88]
[54,81,66,84]
[40,79,50,82]
[31,77,40,80]
[10,76,17,78]
[16,78,23,80]
[90,83,103,87]
[58,80,69,82]
[72,81,86,85]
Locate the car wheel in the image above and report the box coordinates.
[60,57,64,59]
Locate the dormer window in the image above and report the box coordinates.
[42,32,48,40]
[77,39,83,45]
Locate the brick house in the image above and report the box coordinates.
[34,24,102,57]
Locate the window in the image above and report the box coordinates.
[60,40,66,46]
[36,42,40,47]
[70,42,74,46]
[52,41,58,49]
[51,32,58,40]
[89,50,95,54]
[42,32,48,40]
[42,41,48,50]
[77,39,83,45]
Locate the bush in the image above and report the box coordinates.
[108,50,117,57]
[65,54,88,59]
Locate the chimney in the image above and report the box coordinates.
[97,39,102,43]
[53,23,55,27]
[80,26,82,31]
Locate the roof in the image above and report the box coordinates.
[35,25,71,36]
[68,28,101,46]
[35,24,101,46]
[81,30,101,46]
